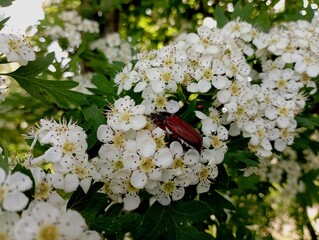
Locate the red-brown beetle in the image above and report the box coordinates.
[152,112,202,152]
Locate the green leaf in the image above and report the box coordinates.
[200,190,235,223]
[6,53,86,108]
[0,146,9,173]
[67,182,108,219]
[0,17,10,31]
[9,52,55,78]
[82,104,106,149]
[254,10,271,32]
[136,200,212,240]
[170,200,211,224]
[0,0,15,7]
[175,227,213,240]
[238,3,254,21]
[136,202,170,239]
[90,213,141,237]
[10,77,88,108]
[214,5,228,28]
[91,73,117,100]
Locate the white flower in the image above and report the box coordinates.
[0,168,33,212]
[146,64,183,93]
[114,63,137,94]
[294,50,319,77]
[15,201,88,240]
[0,33,35,65]
[0,211,20,239]
[107,96,147,131]
[109,169,140,211]
[147,170,185,206]
[141,87,180,114]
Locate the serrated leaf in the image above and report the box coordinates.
[8,52,55,78]
[0,17,10,31]
[214,5,228,28]
[67,182,108,219]
[238,3,254,21]
[91,73,117,100]
[200,190,235,223]
[136,202,170,239]
[254,11,270,32]
[82,104,106,149]
[10,76,88,108]
[136,200,212,240]
[171,200,211,224]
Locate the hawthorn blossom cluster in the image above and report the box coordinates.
[28,119,95,194]
[43,10,99,50]
[113,17,319,161]
[90,32,132,64]
[0,121,103,239]
[0,201,102,240]
[96,96,219,210]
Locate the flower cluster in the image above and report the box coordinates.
[29,119,95,194]
[90,32,132,64]
[0,201,102,240]
[0,33,35,66]
[96,96,219,210]
[43,10,99,50]
[114,17,318,161]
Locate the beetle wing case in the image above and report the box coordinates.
[152,112,203,152]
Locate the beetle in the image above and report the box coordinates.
[151,112,202,152]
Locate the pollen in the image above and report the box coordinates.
[126,180,138,193]
[211,136,223,149]
[198,167,209,181]
[74,165,89,179]
[229,82,241,96]
[0,186,8,204]
[0,232,9,240]
[8,38,20,51]
[276,79,287,89]
[154,96,167,108]
[120,112,131,123]
[280,128,291,140]
[161,72,172,83]
[202,69,213,80]
[38,224,59,240]
[112,132,126,148]
[278,106,289,116]
[164,57,175,68]
[62,142,76,154]
[162,181,176,194]
[34,182,52,200]
[113,159,124,170]
[140,157,155,173]
[154,135,166,149]
[235,106,246,117]
[256,129,265,139]
[172,158,185,170]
